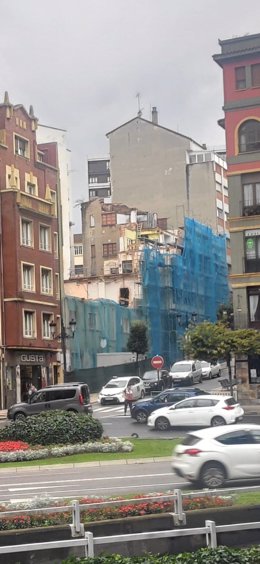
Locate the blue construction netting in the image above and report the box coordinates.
[140,217,229,366]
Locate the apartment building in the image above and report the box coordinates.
[106,108,230,242]
[87,156,111,201]
[214,32,260,394]
[0,93,61,407]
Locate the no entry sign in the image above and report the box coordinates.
[151,355,164,370]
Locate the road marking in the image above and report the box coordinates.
[8,481,182,494]
[0,472,173,491]
[94,407,123,413]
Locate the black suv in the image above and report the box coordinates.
[7,382,92,421]
[131,387,209,423]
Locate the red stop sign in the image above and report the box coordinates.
[151,355,164,370]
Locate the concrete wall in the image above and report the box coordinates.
[188,161,217,229]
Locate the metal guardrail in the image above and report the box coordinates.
[0,519,259,556]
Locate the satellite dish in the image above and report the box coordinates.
[100,339,107,349]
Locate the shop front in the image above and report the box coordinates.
[4,350,59,408]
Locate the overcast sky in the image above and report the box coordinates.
[1,0,260,228]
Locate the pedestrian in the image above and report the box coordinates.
[124,384,134,415]
[28,383,37,397]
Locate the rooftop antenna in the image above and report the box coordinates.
[136,92,143,117]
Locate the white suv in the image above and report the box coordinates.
[98,376,145,405]
[169,360,202,385]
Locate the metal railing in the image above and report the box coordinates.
[0,519,259,557]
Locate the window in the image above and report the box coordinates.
[75,265,83,275]
[245,233,260,273]
[22,263,34,291]
[106,161,110,170]
[217,208,224,219]
[23,310,36,338]
[90,215,95,227]
[122,317,130,333]
[216,431,253,445]
[39,225,51,251]
[175,399,196,409]
[243,182,260,211]
[50,190,57,215]
[54,233,58,258]
[102,213,116,226]
[91,245,96,258]
[74,245,83,256]
[119,287,129,307]
[195,398,218,407]
[42,313,52,339]
[251,63,260,87]
[103,243,117,257]
[251,430,260,443]
[21,219,33,247]
[55,273,60,299]
[235,66,246,89]
[89,190,97,198]
[41,268,52,294]
[248,287,260,322]
[238,120,260,153]
[122,260,133,273]
[26,182,36,195]
[15,135,29,157]
[89,176,98,183]
[88,312,96,329]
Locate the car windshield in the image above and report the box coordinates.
[104,380,127,389]
[171,363,191,373]
[143,371,157,381]
[201,361,210,368]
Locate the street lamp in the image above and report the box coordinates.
[49,318,76,376]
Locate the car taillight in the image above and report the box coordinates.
[79,393,84,405]
[223,405,235,410]
[183,448,202,456]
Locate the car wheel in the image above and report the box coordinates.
[140,390,145,399]
[14,412,26,421]
[135,410,148,424]
[155,416,170,431]
[200,462,226,488]
[211,415,226,427]
[199,375,203,383]
[208,372,212,380]
[100,399,105,405]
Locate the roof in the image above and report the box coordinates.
[184,423,260,439]
[106,116,203,148]
[213,33,260,67]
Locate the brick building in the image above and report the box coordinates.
[0,93,61,407]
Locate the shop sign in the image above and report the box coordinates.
[17,353,46,365]
[245,229,260,237]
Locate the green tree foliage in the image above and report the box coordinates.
[127,321,148,362]
[183,321,260,362]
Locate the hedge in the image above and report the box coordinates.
[61,546,260,563]
[0,411,103,446]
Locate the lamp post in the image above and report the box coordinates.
[49,318,76,377]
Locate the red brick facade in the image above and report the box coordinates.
[0,96,61,407]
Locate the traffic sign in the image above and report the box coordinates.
[151,355,164,370]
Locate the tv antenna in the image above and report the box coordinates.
[136,92,143,117]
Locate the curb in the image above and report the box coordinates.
[0,456,172,473]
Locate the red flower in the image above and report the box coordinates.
[0,441,29,452]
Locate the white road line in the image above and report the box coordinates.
[8,481,179,494]
[1,473,173,490]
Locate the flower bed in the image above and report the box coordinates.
[0,438,133,462]
[0,493,233,530]
[0,441,29,452]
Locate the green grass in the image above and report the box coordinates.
[234,491,260,506]
[0,438,179,469]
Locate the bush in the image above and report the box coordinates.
[61,546,260,563]
[0,411,103,446]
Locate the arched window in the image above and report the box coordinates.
[238,120,260,153]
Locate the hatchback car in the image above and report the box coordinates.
[201,361,222,379]
[172,424,260,488]
[147,395,244,431]
[169,360,202,385]
[98,376,145,405]
[7,382,92,421]
[131,387,209,423]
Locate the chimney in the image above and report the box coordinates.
[152,106,158,125]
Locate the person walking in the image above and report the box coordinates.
[124,384,134,415]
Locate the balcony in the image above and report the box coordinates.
[244,258,260,273]
[242,200,260,217]
[17,193,54,216]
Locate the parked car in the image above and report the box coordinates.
[131,387,209,423]
[142,370,169,394]
[147,395,244,431]
[172,424,260,488]
[7,382,92,421]
[169,360,202,386]
[98,376,145,405]
[201,360,222,379]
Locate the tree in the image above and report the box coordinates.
[127,321,148,363]
[183,321,260,394]
[217,303,234,329]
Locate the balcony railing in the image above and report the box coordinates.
[17,193,53,217]
[242,200,260,217]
